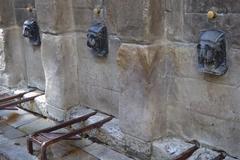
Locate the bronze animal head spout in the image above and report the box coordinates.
[23,19,41,46]
[197,30,227,75]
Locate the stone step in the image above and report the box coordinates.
[67,106,151,160]
[152,138,197,160]
[187,148,223,160]
[16,89,48,117]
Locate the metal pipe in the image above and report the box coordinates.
[0,89,36,103]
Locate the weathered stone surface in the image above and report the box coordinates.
[35,0,74,34]
[77,34,121,117]
[165,44,240,86]
[21,38,45,90]
[72,6,93,32]
[83,143,133,160]
[0,122,26,139]
[41,33,79,117]
[224,156,238,160]
[152,138,195,160]
[113,0,164,42]
[14,0,35,8]
[167,105,240,158]
[185,0,240,13]
[0,27,27,87]
[0,143,37,160]
[183,13,240,47]
[117,43,167,142]
[0,0,16,27]
[21,92,48,117]
[187,148,220,160]
[14,8,37,26]
[168,77,240,123]
[18,118,56,134]
[0,28,5,70]
[97,118,126,153]
[124,134,152,160]
[165,0,184,41]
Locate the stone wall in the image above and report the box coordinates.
[0,0,44,89]
[165,0,240,157]
[1,0,240,158]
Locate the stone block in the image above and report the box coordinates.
[14,8,37,26]
[41,33,79,113]
[35,0,74,34]
[168,77,240,122]
[183,13,240,47]
[97,118,126,153]
[187,148,220,160]
[0,0,16,27]
[152,138,195,160]
[124,134,152,160]
[99,0,164,42]
[117,43,167,142]
[165,0,184,42]
[77,35,121,117]
[21,92,48,117]
[0,27,27,87]
[14,0,35,8]
[21,37,45,90]
[167,105,240,158]
[162,44,240,87]
[185,0,240,13]
[224,156,238,160]
[72,7,93,32]
[0,28,5,70]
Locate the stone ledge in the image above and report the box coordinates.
[187,148,221,160]
[152,137,195,160]
[66,105,151,160]
[14,89,48,117]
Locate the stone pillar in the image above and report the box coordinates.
[35,0,79,120]
[0,0,27,88]
[117,44,167,158]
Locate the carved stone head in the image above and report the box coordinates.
[197,30,227,75]
[87,23,108,57]
[22,19,41,46]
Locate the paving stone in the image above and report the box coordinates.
[18,118,56,134]
[4,111,39,128]
[83,143,133,160]
[0,135,10,144]
[224,157,239,160]
[0,122,26,139]
[0,143,37,160]
[152,137,196,160]
[97,118,126,153]
[187,148,221,160]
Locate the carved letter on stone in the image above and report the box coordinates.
[197,29,227,75]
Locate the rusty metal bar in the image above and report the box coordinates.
[27,114,113,160]
[174,140,200,160]
[0,93,43,109]
[0,89,36,103]
[0,107,18,110]
[31,111,97,136]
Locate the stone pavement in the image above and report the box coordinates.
[0,108,134,160]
